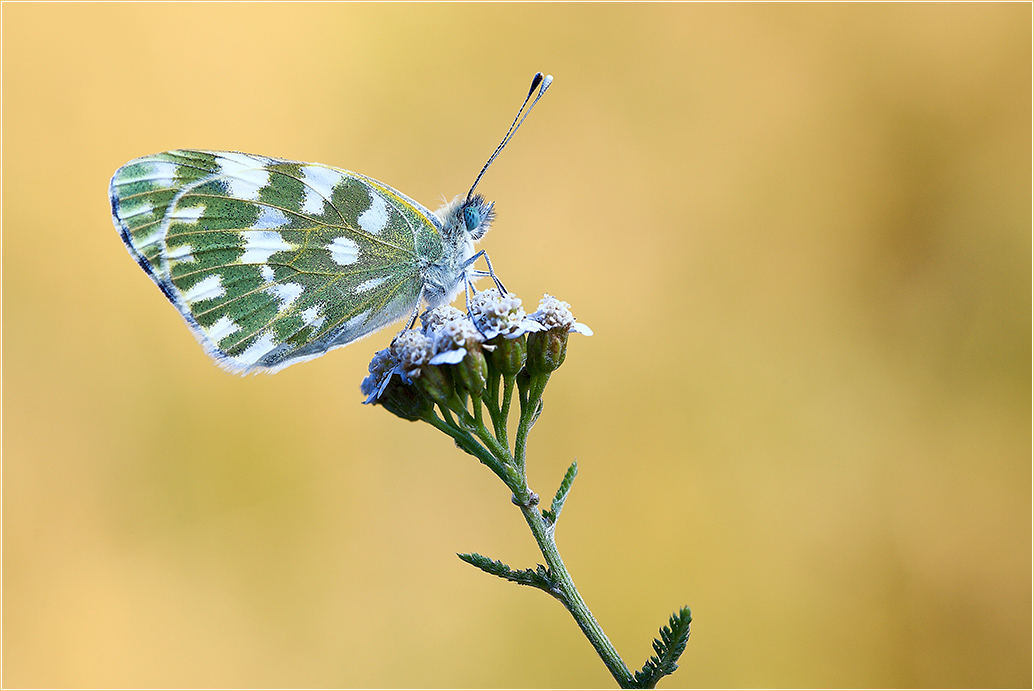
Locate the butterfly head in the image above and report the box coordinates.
[438,193,495,242]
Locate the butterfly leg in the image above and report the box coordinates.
[407,285,426,331]
[462,249,507,294]
[460,250,509,339]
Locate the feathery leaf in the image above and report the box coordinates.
[457,552,559,596]
[630,607,692,689]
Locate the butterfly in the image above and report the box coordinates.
[109,72,551,374]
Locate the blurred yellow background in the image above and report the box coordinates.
[4,3,1030,688]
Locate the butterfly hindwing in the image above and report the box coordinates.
[110,149,445,372]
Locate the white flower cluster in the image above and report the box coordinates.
[469,288,545,340]
[428,313,485,366]
[391,330,434,378]
[361,289,592,405]
[528,294,594,336]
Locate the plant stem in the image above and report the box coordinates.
[498,373,516,442]
[518,501,633,688]
[513,373,548,472]
[508,371,633,686]
[452,360,634,686]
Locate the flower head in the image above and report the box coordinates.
[526,295,591,375]
[470,288,544,340]
[420,305,466,335]
[391,329,434,380]
[528,294,593,336]
[428,315,485,366]
[361,345,434,420]
[361,290,590,406]
[428,315,489,396]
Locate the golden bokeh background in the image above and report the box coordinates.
[4,4,1030,688]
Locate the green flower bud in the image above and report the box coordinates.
[377,378,434,421]
[526,328,569,374]
[455,346,489,397]
[487,333,528,377]
[414,362,454,407]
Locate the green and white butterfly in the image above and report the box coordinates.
[110,73,551,373]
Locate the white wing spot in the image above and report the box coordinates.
[300,166,345,215]
[358,192,389,234]
[266,282,304,311]
[302,304,326,330]
[252,205,291,230]
[182,274,225,304]
[260,265,275,283]
[217,153,272,201]
[205,315,241,343]
[356,276,388,293]
[167,243,195,264]
[240,230,292,264]
[168,204,205,224]
[237,331,279,366]
[328,236,360,265]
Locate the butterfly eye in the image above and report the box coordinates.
[463,204,481,232]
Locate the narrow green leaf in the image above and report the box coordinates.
[542,461,578,526]
[457,553,557,595]
[630,606,692,689]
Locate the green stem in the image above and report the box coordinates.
[471,393,487,431]
[498,373,516,444]
[471,417,515,472]
[518,502,633,688]
[444,362,633,686]
[427,411,511,486]
[514,373,549,473]
[505,374,632,687]
[484,370,503,436]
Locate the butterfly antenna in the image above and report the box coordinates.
[466,72,553,203]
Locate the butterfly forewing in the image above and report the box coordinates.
[110,149,443,372]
